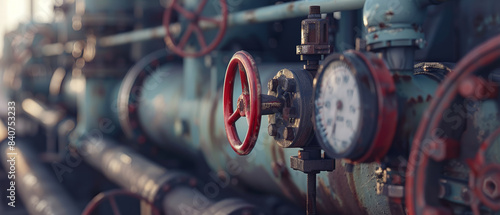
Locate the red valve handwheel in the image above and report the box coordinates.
[468,128,500,214]
[406,34,500,215]
[163,0,228,58]
[223,51,262,155]
[82,189,161,215]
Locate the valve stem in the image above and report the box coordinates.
[296,6,332,75]
[291,148,334,215]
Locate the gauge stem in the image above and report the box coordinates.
[307,172,317,215]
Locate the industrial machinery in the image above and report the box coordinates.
[1,0,500,214]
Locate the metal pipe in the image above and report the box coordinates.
[73,136,259,214]
[22,98,65,128]
[126,59,391,214]
[20,98,72,161]
[227,0,364,26]
[0,141,80,215]
[75,136,187,202]
[161,187,257,215]
[98,26,170,47]
[44,0,365,51]
[72,76,121,139]
[382,47,416,73]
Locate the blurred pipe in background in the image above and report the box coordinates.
[74,136,259,215]
[0,140,80,215]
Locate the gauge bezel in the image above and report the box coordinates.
[313,50,397,162]
[313,52,379,159]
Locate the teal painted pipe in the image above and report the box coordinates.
[72,75,122,144]
[0,141,80,215]
[76,0,366,48]
[132,59,391,214]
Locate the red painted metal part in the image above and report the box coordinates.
[223,50,262,155]
[82,189,161,215]
[468,128,500,214]
[163,0,228,57]
[406,35,500,215]
[348,50,398,163]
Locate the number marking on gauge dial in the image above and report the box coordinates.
[315,61,361,154]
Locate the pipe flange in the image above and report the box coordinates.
[366,26,426,51]
[267,68,315,148]
[153,172,199,206]
[117,50,176,142]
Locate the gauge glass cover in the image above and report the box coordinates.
[315,61,362,154]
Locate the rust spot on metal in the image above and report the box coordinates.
[412,23,419,32]
[138,135,146,144]
[287,3,294,12]
[379,23,388,29]
[245,10,258,23]
[392,175,403,184]
[327,161,369,215]
[373,34,379,40]
[392,73,412,82]
[407,96,426,105]
[426,95,432,102]
[407,97,417,105]
[151,30,158,38]
[317,178,340,214]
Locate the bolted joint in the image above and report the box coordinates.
[237,97,245,113]
[268,78,278,92]
[283,127,295,141]
[279,77,296,92]
[483,173,500,200]
[297,5,331,73]
[268,124,278,137]
[363,0,427,50]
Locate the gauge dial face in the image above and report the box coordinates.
[315,61,362,154]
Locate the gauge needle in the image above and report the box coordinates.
[330,100,339,136]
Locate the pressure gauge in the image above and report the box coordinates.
[313,51,398,162]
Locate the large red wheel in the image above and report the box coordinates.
[163,0,228,57]
[468,128,500,214]
[223,51,262,155]
[82,189,161,215]
[406,35,500,215]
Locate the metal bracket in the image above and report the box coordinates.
[289,148,335,215]
[290,154,335,173]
